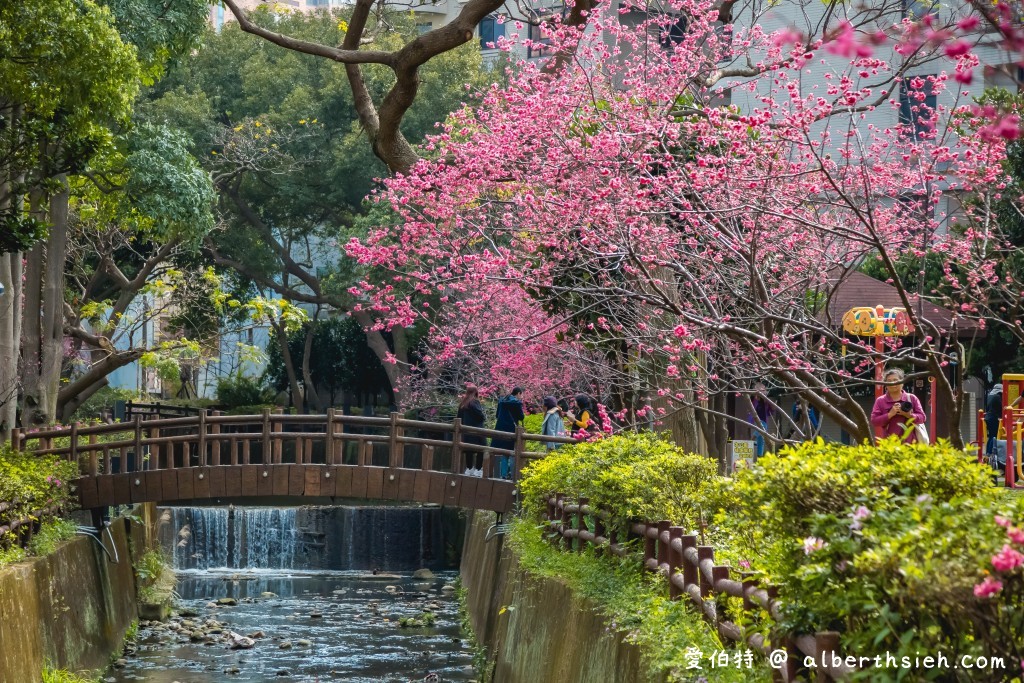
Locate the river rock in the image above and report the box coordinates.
[310,611,323,618]
[440,584,456,593]
[224,666,241,675]
[178,607,200,617]
[260,592,278,598]
[412,568,435,579]
[228,632,255,650]
[279,640,293,649]
[113,658,127,669]
[217,597,238,606]
[247,630,265,639]
[207,602,219,609]
[276,670,289,677]
[296,639,312,647]
[190,630,205,642]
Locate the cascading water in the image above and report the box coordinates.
[160,505,455,572]
[116,505,475,682]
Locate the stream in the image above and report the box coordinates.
[104,506,476,683]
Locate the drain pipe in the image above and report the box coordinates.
[76,522,119,564]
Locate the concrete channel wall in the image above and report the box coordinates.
[461,510,663,683]
[0,504,158,682]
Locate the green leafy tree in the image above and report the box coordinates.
[145,9,492,402]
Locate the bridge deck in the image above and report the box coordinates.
[11,411,575,514]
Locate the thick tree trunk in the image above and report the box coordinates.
[20,180,68,428]
[300,319,321,412]
[0,252,21,438]
[40,180,68,421]
[273,323,304,412]
[59,377,108,423]
[21,195,45,428]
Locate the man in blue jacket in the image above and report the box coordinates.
[491,387,525,479]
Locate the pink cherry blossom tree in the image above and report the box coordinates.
[343,0,1024,463]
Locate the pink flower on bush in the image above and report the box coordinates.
[991,544,1024,573]
[1008,527,1024,546]
[803,537,826,555]
[850,505,871,531]
[973,576,1003,598]
[995,515,1012,528]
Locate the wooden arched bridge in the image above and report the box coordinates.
[12,411,573,514]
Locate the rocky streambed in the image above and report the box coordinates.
[104,571,477,683]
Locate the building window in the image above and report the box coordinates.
[898,76,937,139]
[902,0,937,18]
[659,16,687,49]
[479,15,505,48]
[527,21,553,57]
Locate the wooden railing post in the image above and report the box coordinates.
[656,520,671,571]
[681,534,697,590]
[576,497,589,553]
[88,434,98,476]
[272,408,283,464]
[450,418,463,474]
[197,410,207,467]
[132,416,142,473]
[668,526,683,599]
[326,409,336,465]
[262,408,271,464]
[151,426,161,469]
[389,411,402,468]
[697,546,714,598]
[562,500,574,551]
[10,428,20,452]
[815,632,841,683]
[69,422,78,465]
[210,411,221,466]
[644,523,656,572]
[513,425,525,482]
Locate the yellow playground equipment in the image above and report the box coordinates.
[977,373,1024,488]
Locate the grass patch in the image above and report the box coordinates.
[507,518,769,683]
[27,519,77,557]
[456,577,491,682]
[41,667,100,683]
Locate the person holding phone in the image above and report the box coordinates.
[870,368,927,443]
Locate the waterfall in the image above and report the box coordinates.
[162,507,298,571]
[159,505,456,572]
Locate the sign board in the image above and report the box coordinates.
[730,440,756,472]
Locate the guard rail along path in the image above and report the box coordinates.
[8,411,576,515]
[544,495,857,683]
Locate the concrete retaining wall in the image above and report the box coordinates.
[461,510,663,683]
[0,504,158,681]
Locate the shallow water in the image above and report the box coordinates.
[105,571,475,683]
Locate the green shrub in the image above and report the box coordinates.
[519,432,718,527]
[778,492,1024,681]
[69,386,140,422]
[26,518,76,557]
[215,373,275,410]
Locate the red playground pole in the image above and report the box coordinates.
[1004,406,1016,489]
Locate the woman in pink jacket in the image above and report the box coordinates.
[870,368,927,443]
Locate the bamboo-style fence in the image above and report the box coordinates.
[544,495,855,682]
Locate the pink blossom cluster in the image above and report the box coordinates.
[973,515,1024,598]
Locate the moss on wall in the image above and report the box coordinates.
[461,510,661,683]
[0,505,157,682]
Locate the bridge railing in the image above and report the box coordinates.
[8,412,576,508]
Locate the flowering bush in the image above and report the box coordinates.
[0,445,79,547]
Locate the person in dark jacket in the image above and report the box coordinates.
[456,386,486,477]
[491,387,525,479]
[986,384,1003,455]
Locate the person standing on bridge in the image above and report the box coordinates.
[491,387,525,480]
[457,386,486,477]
